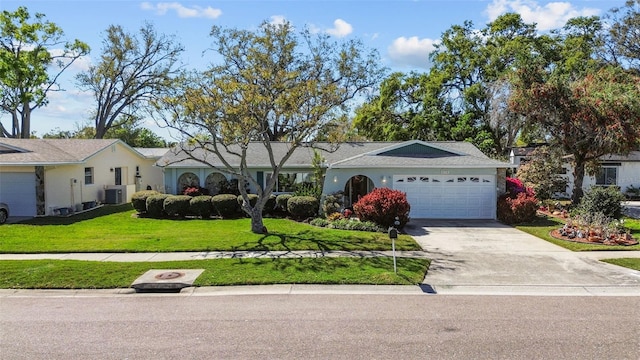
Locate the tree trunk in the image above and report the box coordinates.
[20,102,31,139]
[249,207,266,234]
[571,156,586,205]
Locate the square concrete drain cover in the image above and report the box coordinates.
[131,269,204,293]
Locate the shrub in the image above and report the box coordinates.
[146,194,171,218]
[497,192,538,224]
[294,182,321,200]
[190,195,213,219]
[576,186,625,219]
[506,177,526,195]
[353,188,410,228]
[287,196,319,219]
[276,194,293,213]
[326,212,343,221]
[212,194,241,218]
[131,190,159,213]
[263,194,277,214]
[237,194,258,209]
[328,219,384,232]
[164,195,192,218]
[310,218,329,227]
[322,192,343,215]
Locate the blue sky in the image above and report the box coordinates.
[1,0,627,140]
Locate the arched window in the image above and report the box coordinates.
[177,172,200,194]
[205,172,227,195]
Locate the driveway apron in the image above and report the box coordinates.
[404,219,640,290]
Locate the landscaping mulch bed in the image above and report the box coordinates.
[539,210,639,246]
[549,229,639,246]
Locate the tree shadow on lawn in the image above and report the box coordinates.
[231,230,359,252]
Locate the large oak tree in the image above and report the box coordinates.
[76,23,183,139]
[154,21,385,233]
[510,66,640,203]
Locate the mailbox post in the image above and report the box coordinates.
[388,217,400,274]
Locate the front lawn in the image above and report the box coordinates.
[601,258,640,271]
[0,204,421,253]
[515,216,640,251]
[0,257,430,289]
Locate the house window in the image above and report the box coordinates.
[267,172,313,192]
[596,167,618,186]
[84,167,94,185]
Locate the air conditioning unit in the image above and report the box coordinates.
[105,189,123,204]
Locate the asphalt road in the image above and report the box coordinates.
[2,294,639,359]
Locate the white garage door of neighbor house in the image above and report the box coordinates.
[393,175,496,219]
[0,172,37,217]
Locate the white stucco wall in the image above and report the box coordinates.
[43,143,163,214]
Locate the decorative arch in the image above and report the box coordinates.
[344,175,374,208]
[177,172,200,193]
[205,172,227,195]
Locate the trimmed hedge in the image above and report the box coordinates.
[131,190,159,213]
[212,194,241,218]
[276,194,293,213]
[287,196,319,219]
[190,195,213,219]
[164,195,192,218]
[263,194,277,214]
[237,194,258,208]
[146,194,171,218]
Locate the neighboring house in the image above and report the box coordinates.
[509,147,640,198]
[0,139,165,217]
[157,140,510,220]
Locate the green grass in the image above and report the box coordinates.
[0,258,430,289]
[601,258,640,271]
[0,204,421,253]
[515,216,640,251]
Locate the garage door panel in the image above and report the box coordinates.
[0,172,37,217]
[394,175,496,219]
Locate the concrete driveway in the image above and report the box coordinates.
[404,219,640,295]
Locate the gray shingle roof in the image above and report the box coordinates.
[157,140,510,169]
[0,139,137,165]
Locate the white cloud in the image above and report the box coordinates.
[485,0,599,31]
[269,15,287,26]
[326,19,353,38]
[387,36,439,69]
[140,2,222,19]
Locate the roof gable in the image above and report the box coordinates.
[0,139,146,165]
[377,141,460,158]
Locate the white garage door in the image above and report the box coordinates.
[0,172,37,217]
[393,175,496,219]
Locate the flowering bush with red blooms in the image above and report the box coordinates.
[183,186,208,197]
[498,177,538,224]
[353,188,410,228]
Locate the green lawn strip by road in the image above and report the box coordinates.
[600,258,640,271]
[515,216,640,251]
[0,205,420,253]
[0,258,430,289]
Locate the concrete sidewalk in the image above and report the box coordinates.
[0,250,427,262]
